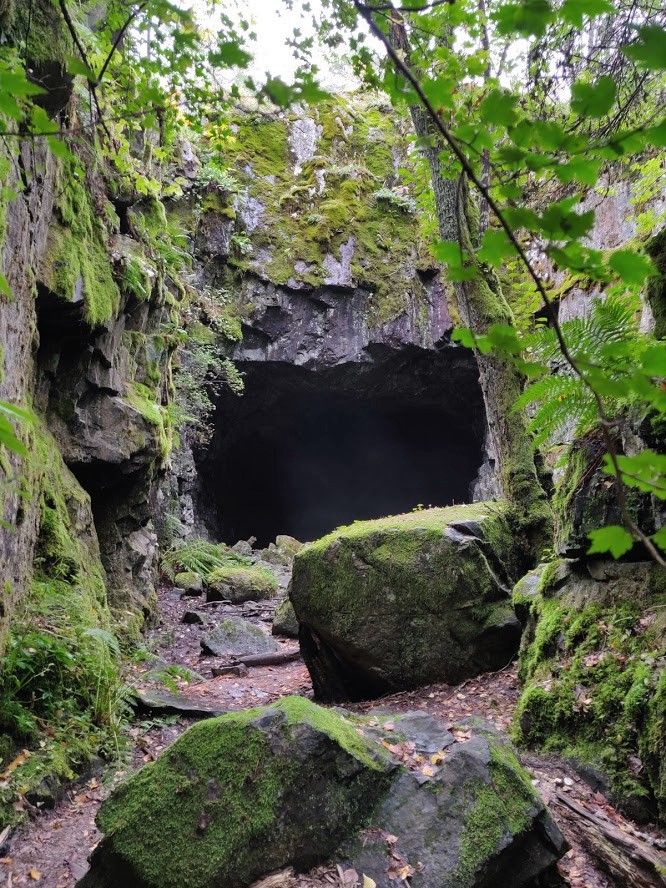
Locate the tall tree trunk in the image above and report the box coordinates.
[389,14,551,548]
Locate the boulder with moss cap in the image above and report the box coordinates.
[77,700,565,888]
[290,503,524,701]
[206,564,278,603]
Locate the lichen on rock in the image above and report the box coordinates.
[206,564,278,603]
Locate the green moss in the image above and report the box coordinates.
[450,733,537,888]
[126,382,172,464]
[40,160,120,326]
[514,562,666,818]
[0,418,122,826]
[94,697,392,887]
[207,564,277,599]
[218,98,432,329]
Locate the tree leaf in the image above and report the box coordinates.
[623,26,666,70]
[571,76,617,118]
[609,250,656,287]
[587,526,634,559]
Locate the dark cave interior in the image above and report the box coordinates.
[197,348,486,547]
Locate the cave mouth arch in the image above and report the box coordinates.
[197,347,486,547]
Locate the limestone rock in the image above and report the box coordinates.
[207,565,278,604]
[77,697,394,888]
[201,617,278,657]
[272,599,299,639]
[78,701,565,888]
[291,503,523,701]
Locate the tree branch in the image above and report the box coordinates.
[354,0,666,567]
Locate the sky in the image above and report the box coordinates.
[195,0,371,88]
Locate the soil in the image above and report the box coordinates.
[2,576,665,888]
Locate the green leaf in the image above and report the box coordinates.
[263,77,294,108]
[477,228,517,267]
[571,75,616,118]
[641,345,666,377]
[66,56,97,81]
[210,41,252,69]
[494,0,555,37]
[561,0,613,27]
[652,527,666,553]
[0,70,46,97]
[587,525,634,558]
[478,90,518,127]
[609,250,656,287]
[623,26,666,71]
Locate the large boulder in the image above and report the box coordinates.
[207,565,278,603]
[78,699,565,888]
[514,558,666,823]
[291,504,524,701]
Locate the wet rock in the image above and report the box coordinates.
[182,610,204,625]
[79,701,565,888]
[201,617,279,658]
[271,599,299,639]
[291,503,523,701]
[207,565,277,604]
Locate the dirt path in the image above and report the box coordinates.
[3,582,665,888]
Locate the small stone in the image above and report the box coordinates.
[182,611,204,625]
[563,777,574,787]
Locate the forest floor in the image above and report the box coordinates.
[2,582,665,888]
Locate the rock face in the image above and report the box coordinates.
[291,503,524,701]
[513,558,666,822]
[554,428,663,557]
[79,699,565,888]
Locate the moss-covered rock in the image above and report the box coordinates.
[647,225,666,340]
[79,704,565,888]
[272,598,299,638]
[206,564,277,603]
[174,571,203,595]
[291,503,524,701]
[513,558,666,822]
[554,430,656,557]
[78,697,395,888]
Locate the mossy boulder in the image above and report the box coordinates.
[206,565,277,603]
[514,558,666,822]
[290,503,524,701]
[174,571,203,595]
[78,697,395,888]
[272,598,299,638]
[78,702,565,888]
[201,617,278,658]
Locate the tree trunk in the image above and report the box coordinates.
[388,14,551,548]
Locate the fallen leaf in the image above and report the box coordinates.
[29,869,41,881]
[363,877,376,888]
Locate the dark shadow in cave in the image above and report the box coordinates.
[197,347,486,547]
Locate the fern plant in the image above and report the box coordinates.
[160,538,251,582]
[515,295,656,447]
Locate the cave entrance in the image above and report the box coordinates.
[198,349,486,547]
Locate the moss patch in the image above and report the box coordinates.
[39,160,120,326]
[91,697,393,888]
[514,560,666,820]
[0,419,121,826]
[207,564,277,602]
[217,98,433,329]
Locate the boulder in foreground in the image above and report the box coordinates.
[291,503,524,701]
[78,698,565,888]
